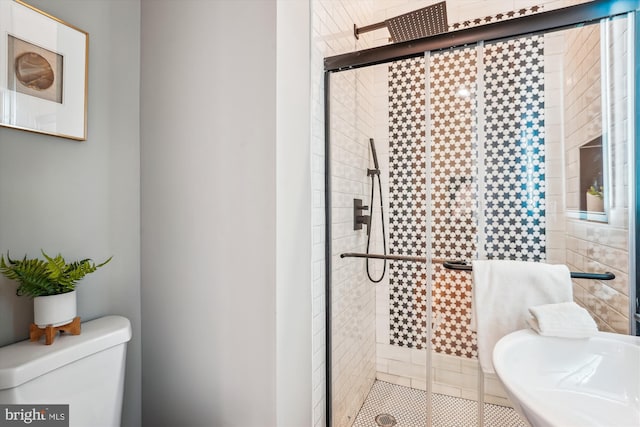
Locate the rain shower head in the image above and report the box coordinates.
[354,1,449,43]
[387,2,448,42]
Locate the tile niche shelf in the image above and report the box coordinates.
[578,135,607,223]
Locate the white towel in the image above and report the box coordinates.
[472,260,573,374]
[528,302,598,338]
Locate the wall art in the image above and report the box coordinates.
[0,0,88,140]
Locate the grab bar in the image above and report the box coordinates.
[339,252,446,264]
[443,260,616,280]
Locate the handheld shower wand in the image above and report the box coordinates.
[369,137,380,171]
[366,138,387,283]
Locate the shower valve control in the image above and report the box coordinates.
[353,198,371,231]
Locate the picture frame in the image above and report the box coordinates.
[0,0,88,141]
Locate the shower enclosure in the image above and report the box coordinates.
[324,2,638,426]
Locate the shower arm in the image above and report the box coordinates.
[353,22,386,40]
[443,260,616,281]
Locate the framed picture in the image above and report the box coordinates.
[0,0,88,140]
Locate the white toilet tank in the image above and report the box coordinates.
[0,315,132,427]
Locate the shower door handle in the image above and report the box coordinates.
[443,260,473,271]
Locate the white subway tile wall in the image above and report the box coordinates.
[312,1,379,425]
[563,18,631,334]
[544,30,568,268]
[376,345,513,406]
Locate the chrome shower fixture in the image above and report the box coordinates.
[354,1,448,43]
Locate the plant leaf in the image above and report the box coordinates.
[0,251,112,297]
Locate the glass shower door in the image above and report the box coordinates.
[424,14,635,427]
[424,44,485,426]
[327,11,635,427]
[328,58,432,427]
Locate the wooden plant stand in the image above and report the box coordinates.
[30,316,81,345]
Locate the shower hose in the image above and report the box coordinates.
[366,171,387,283]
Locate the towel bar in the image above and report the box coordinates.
[443,260,616,280]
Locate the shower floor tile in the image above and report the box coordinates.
[352,380,529,427]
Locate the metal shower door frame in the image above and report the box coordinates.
[324,1,640,425]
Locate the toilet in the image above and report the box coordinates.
[0,315,132,427]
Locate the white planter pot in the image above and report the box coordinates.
[586,192,604,213]
[33,290,77,328]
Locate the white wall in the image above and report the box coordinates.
[276,1,313,426]
[141,1,312,426]
[0,1,141,426]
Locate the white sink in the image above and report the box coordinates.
[493,329,640,427]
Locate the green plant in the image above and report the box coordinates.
[587,185,604,200]
[0,250,112,298]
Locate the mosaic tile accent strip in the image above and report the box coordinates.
[353,380,528,427]
[431,267,476,358]
[388,56,428,349]
[386,9,546,354]
[450,6,542,31]
[429,46,477,262]
[428,46,478,357]
[482,35,546,261]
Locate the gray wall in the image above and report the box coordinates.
[139,0,275,418]
[141,0,312,425]
[0,0,313,425]
[0,1,141,427]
